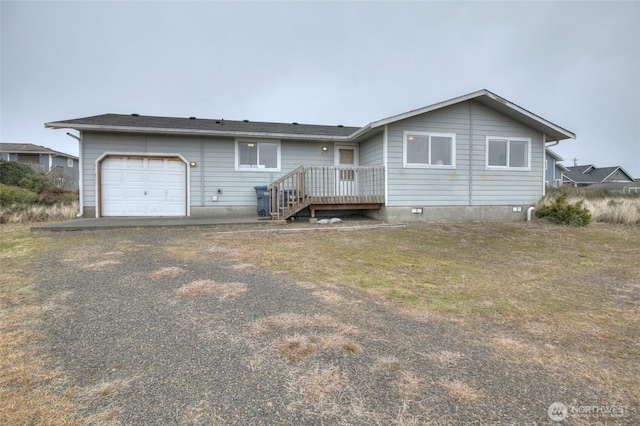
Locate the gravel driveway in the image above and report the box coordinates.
[37,226,624,424]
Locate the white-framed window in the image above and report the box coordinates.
[486,137,530,170]
[403,131,456,168]
[68,158,74,167]
[235,139,280,171]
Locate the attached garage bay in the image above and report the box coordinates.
[99,156,187,217]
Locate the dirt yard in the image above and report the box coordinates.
[1,222,638,424]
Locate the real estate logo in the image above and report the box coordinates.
[548,402,568,422]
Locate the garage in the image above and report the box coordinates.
[100,156,187,217]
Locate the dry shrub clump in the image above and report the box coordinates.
[0,202,79,224]
[582,197,640,224]
[176,280,247,300]
[537,188,640,225]
[274,334,321,363]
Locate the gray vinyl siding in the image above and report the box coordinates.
[359,133,384,166]
[81,132,337,210]
[386,102,471,206]
[385,100,544,207]
[470,102,544,205]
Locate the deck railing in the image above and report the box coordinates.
[268,165,385,219]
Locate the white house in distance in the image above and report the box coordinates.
[0,143,79,190]
[45,89,576,222]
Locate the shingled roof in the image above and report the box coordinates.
[45,114,360,140]
[564,165,634,184]
[45,90,576,143]
[0,143,77,159]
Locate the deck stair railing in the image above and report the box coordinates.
[267,165,385,220]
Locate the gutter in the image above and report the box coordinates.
[65,132,83,218]
[46,122,354,142]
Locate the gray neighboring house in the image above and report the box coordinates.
[0,143,79,190]
[564,164,635,189]
[545,148,567,188]
[45,89,576,222]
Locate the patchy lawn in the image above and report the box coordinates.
[201,222,640,409]
[1,221,638,424]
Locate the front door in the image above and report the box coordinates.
[335,144,358,196]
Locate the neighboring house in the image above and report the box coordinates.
[583,182,640,194]
[0,143,79,189]
[545,148,567,188]
[564,164,635,188]
[45,89,575,222]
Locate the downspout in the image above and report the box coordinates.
[527,206,535,222]
[383,125,389,210]
[468,101,474,206]
[66,132,83,217]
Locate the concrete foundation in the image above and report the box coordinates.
[190,206,257,218]
[368,205,531,223]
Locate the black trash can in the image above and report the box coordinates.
[254,185,269,217]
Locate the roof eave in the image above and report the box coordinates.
[45,122,352,142]
[364,89,576,141]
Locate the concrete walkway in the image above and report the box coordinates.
[31,216,405,233]
[31,215,283,231]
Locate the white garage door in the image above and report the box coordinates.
[101,156,187,217]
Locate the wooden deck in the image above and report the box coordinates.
[267,165,385,220]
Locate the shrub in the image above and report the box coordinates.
[0,160,35,186]
[38,188,79,205]
[535,193,591,226]
[18,173,55,193]
[0,183,39,206]
[0,159,54,193]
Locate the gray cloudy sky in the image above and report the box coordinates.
[2,1,639,177]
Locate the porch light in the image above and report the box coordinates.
[322,146,329,153]
[190,162,197,167]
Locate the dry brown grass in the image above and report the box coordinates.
[84,260,121,270]
[176,280,247,300]
[149,266,185,279]
[208,222,640,409]
[437,379,485,404]
[80,378,131,400]
[312,289,345,304]
[397,370,424,401]
[0,224,81,425]
[373,355,404,372]
[251,313,343,335]
[538,189,640,224]
[425,350,466,368]
[301,366,349,404]
[0,202,79,224]
[274,334,321,363]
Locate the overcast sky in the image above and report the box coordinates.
[1,1,639,177]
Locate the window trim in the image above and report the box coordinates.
[485,136,531,170]
[68,158,74,168]
[403,131,456,169]
[235,139,281,172]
